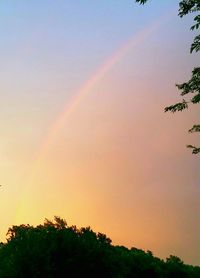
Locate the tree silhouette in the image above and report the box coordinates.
[0,216,199,277]
[136,0,200,154]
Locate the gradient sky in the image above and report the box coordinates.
[0,0,199,265]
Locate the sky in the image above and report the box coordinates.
[0,0,199,265]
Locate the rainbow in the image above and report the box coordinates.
[39,12,175,159]
[15,10,175,224]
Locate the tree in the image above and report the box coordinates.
[136,0,200,154]
[0,217,200,277]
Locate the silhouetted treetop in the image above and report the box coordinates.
[0,217,199,277]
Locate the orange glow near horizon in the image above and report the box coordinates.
[14,10,175,230]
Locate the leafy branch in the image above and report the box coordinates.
[136,0,200,154]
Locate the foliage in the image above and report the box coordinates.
[0,217,199,277]
[136,0,200,154]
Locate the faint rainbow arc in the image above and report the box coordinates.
[38,14,175,161]
[25,10,176,182]
[15,11,175,224]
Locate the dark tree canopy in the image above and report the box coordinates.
[136,0,200,154]
[0,217,199,277]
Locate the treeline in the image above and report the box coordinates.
[0,217,199,277]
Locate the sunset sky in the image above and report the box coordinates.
[0,0,199,265]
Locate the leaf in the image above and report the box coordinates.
[190,15,200,30]
[187,145,200,154]
[164,100,188,113]
[188,124,200,132]
[191,93,200,103]
[177,67,200,95]
[190,35,200,53]
[135,0,148,4]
